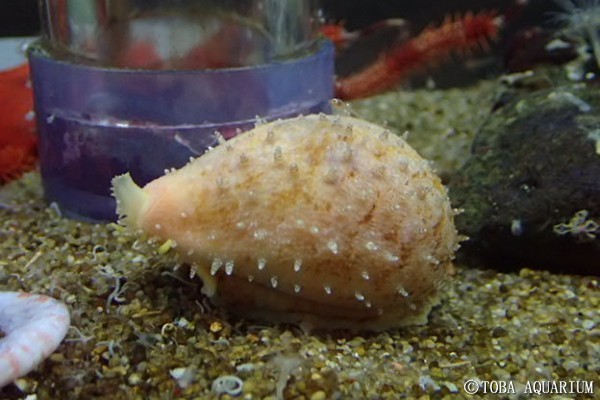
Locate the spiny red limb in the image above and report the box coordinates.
[335,11,501,100]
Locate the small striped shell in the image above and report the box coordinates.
[113,114,458,331]
[0,292,70,387]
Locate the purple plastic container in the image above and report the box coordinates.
[28,41,334,222]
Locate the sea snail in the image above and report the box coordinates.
[112,114,458,331]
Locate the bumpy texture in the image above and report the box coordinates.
[112,114,458,330]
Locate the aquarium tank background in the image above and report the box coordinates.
[0,0,598,399]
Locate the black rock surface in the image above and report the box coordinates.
[449,83,600,275]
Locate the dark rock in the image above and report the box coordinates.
[448,80,600,275]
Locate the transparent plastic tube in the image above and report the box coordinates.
[30,0,334,222]
[38,0,322,68]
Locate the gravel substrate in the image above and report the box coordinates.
[0,84,598,400]
[351,81,497,180]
